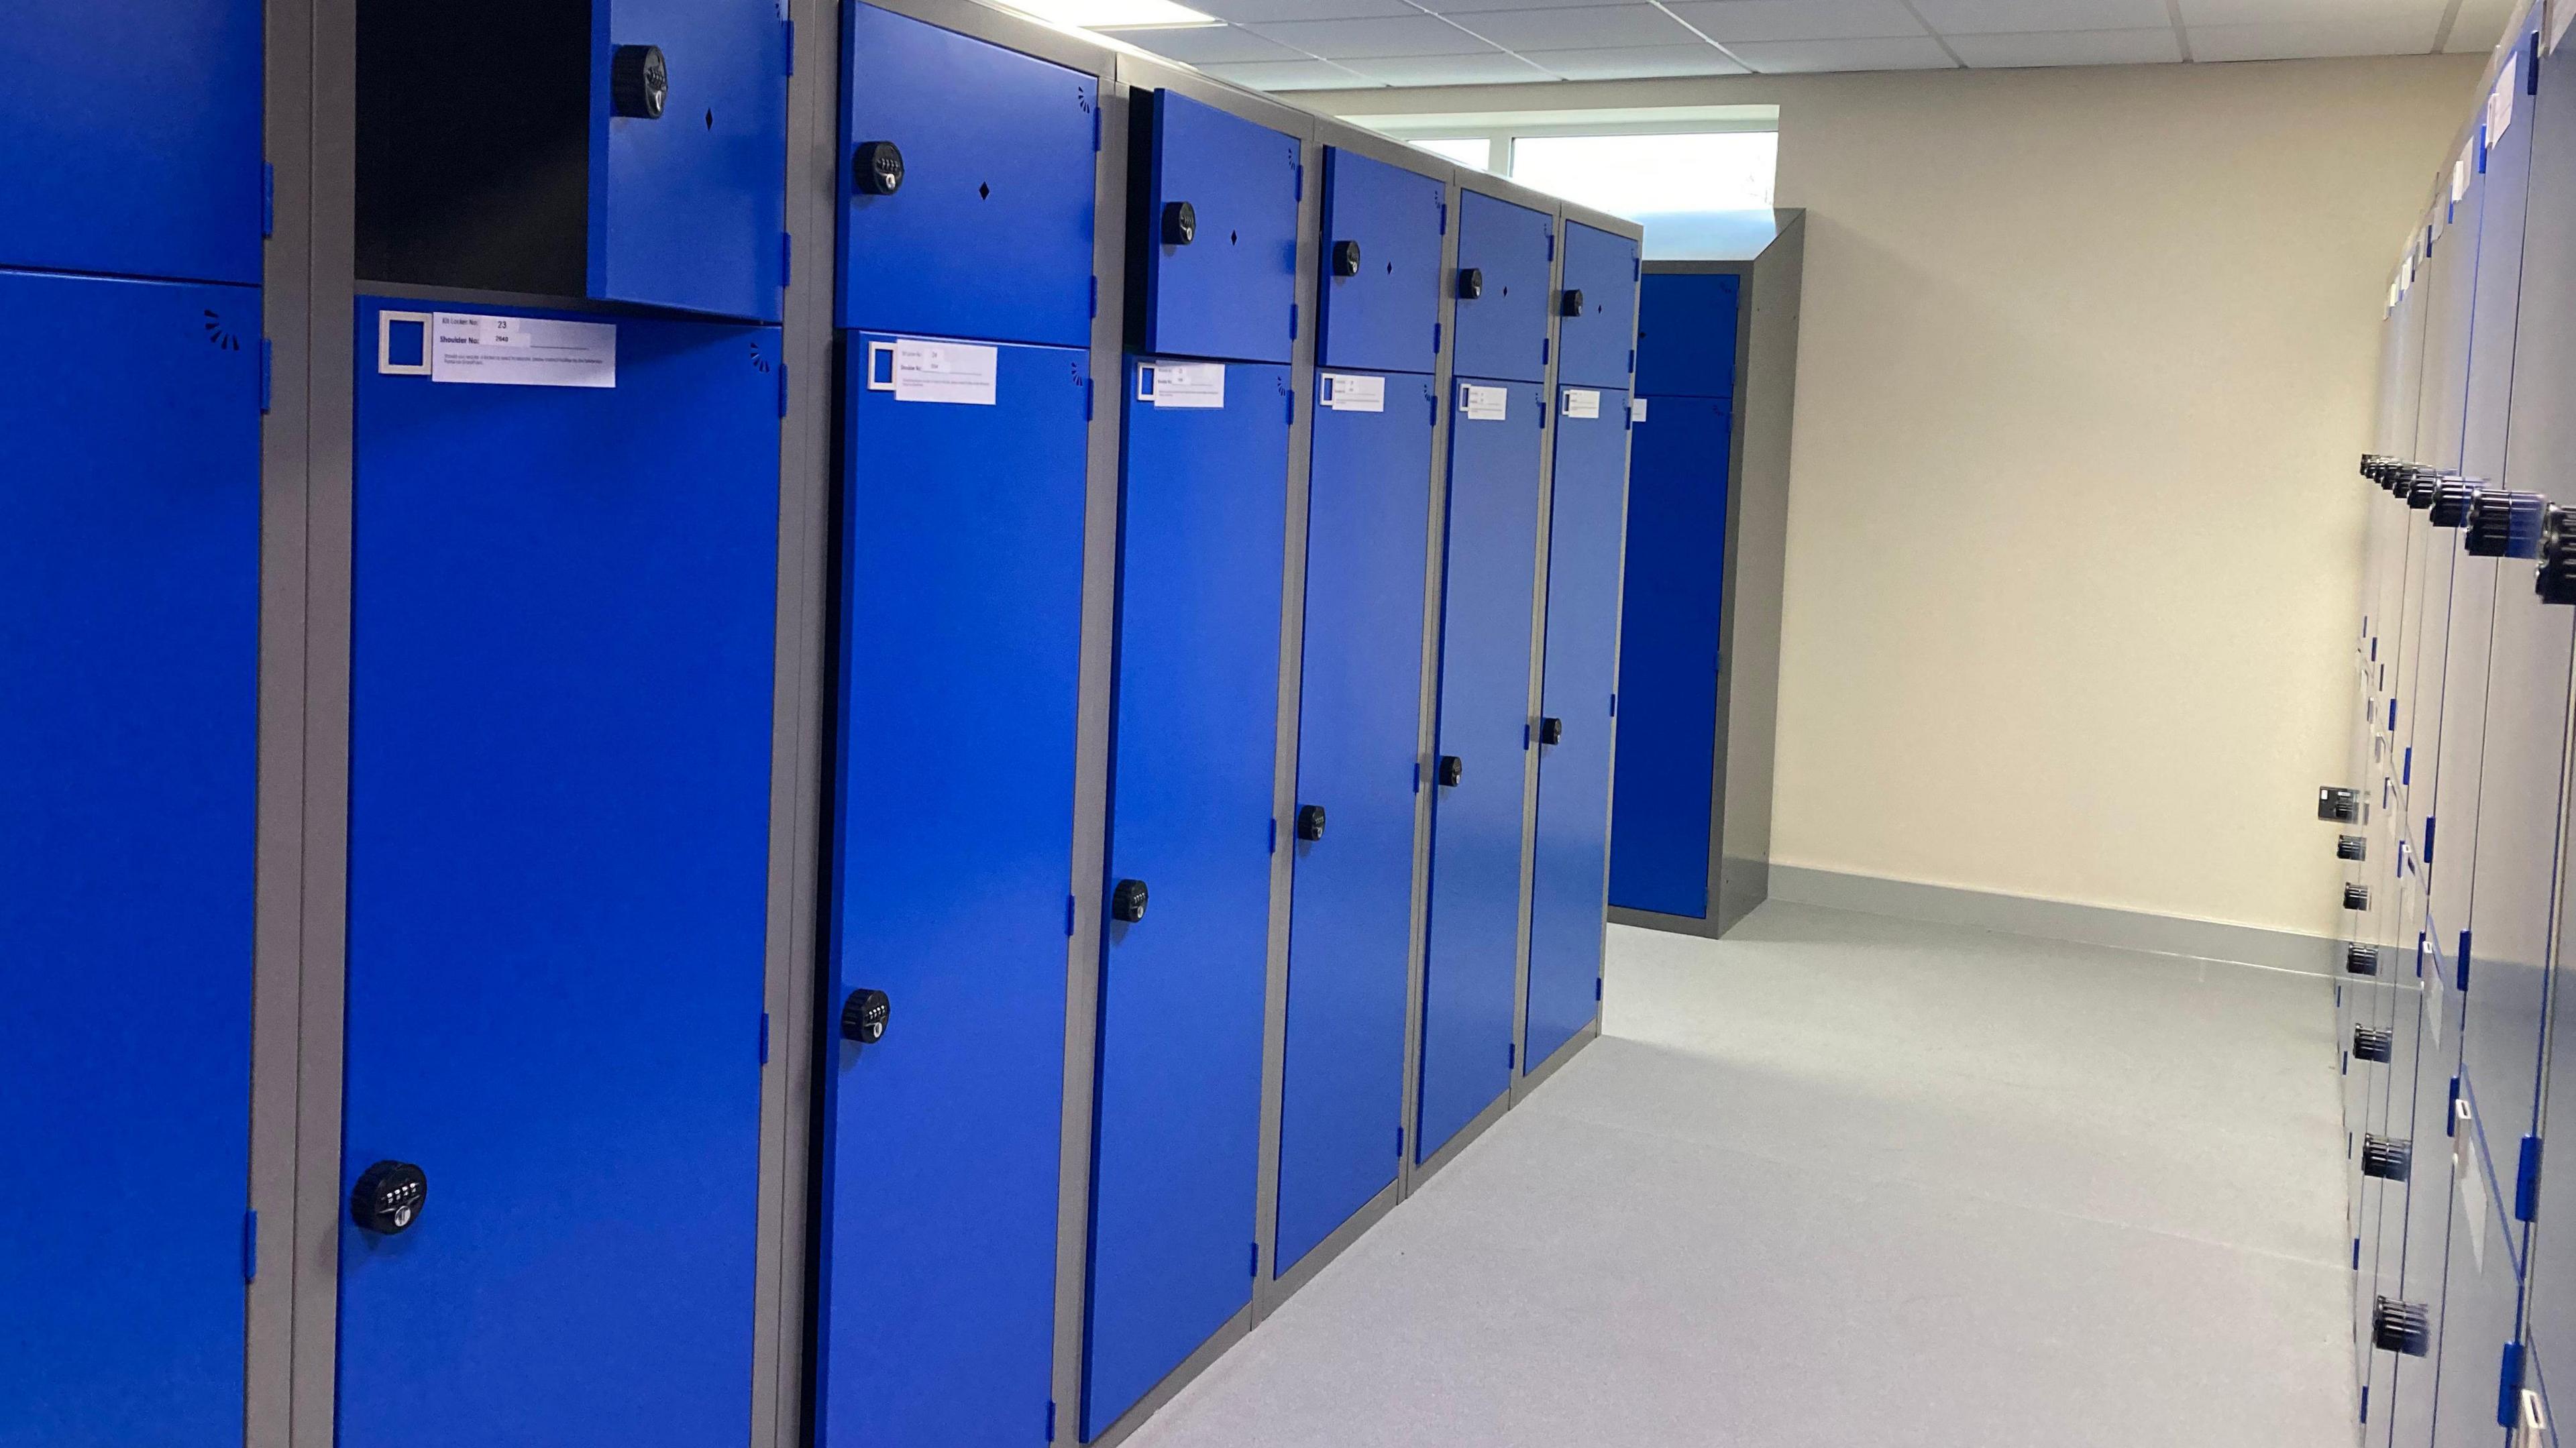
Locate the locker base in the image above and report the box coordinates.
[1256,1178,1402,1325]
[1511,1016,1601,1108]
[1413,1089,1512,1192]
[1084,1302,1252,1448]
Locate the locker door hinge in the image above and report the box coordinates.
[2403,746,2412,786]
[1397,1125,1405,1156]
[1046,1399,1059,1441]
[1631,257,1640,280]
[1438,198,1447,235]
[1540,337,1550,366]
[2424,815,2435,864]
[1093,105,1102,152]
[1413,761,1422,793]
[1249,1242,1260,1277]
[1294,162,1303,200]
[784,19,796,74]
[1084,378,1094,422]
[2531,32,2543,94]
[1546,231,1556,260]
[2460,930,2473,993]
[262,164,275,239]
[1507,1042,1517,1069]
[2351,1237,2361,1270]
[260,339,272,414]
[2500,1341,2528,1427]
[1089,276,1098,319]
[2359,1384,2369,1423]
[1609,692,1617,716]
[1066,895,1077,936]
[1595,977,1603,1001]
[1268,818,1279,854]
[2449,1077,2461,1134]
[1626,347,1635,374]
[782,231,793,289]
[2388,698,2397,730]
[242,1209,258,1282]
[1432,321,1442,355]
[1285,388,1294,423]
[1289,304,1299,341]
[1523,724,1532,749]
[758,1012,770,1064]
[2516,1136,2543,1221]
[779,362,791,418]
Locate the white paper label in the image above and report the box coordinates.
[1142,361,1226,409]
[1460,383,1508,422]
[2453,154,2470,204]
[1629,398,1649,423]
[1560,388,1601,420]
[2423,974,2439,1051]
[431,313,615,388]
[876,338,998,405]
[2457,1099,2487,1270]
[2496,56,2520,140]
[1320,373,1385,412]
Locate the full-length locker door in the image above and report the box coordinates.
[1275,376,1438,1276]
[0,1,262,284]
[1316,150,1445,375]
[1134,91,1300,366]
[1086,361,1293,1438]
[339,302,779,1448]
[1554,223,1639,390]
[1524,386,1629,1073]
[2423,1077,2525,1447]
[0,270,257,1448]
[1417,378,1548,1163]
[2377,941,2464,1448]
[1607,392,1731,917]
[837,5,1099,346]
[813,338,1090,1448]
[1449,192,1554,384]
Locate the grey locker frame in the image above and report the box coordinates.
[1606,216,1807,944]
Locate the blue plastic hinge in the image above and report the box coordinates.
[2342,1051,2349,1076]
[1397,1126,1405,1156]
[2532,30,2544,93]
[1609,692,1617,716]
[2424,816,2435,864]
[1269,818,1279,854]
[2516,1137,2543,1221]
[1413,762,1422,792]
[758,1013,770,1065]
[1290,304,1299,341]
[782,232,792,289]
[783,19,795,73]
[1438,199,1448,234]
[1295,162,1304,200]
[1540,337,1550,366]
[1595,977,1603,1001]
[1507,1042,1517,1069]
[1089,276,1098,319]
[1083,378,1093,421]
[2460,930,2473,993]
[2501,1342,2527,1427]
[1546,231,1556,260]
[262,164,275,239]
[1433,322,1442,354]
[2360,1384,2369,1423]
[2449,1077,2461,1134]
[779,362,790,418]
[1093,105,1102,152]
[1631,257,1640,279]
[243,1210,258,1283]
[1523,724,1532,749]
[1285,389,1295,423]
[260,339,272,414]
[1627,347,1635,373]
[1066,895,1076,936]
[1249,1242,1260,1277]
[2404,746,2412,785]
[2353,1237,2361,1270]
[1046,1400,1057,1441]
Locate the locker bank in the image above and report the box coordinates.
[10,0,2537,1445]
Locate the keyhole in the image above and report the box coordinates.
[979,182,991,199]
[1230,229,1238,245]
[704,109,714,129]
[1385,262,1393,274]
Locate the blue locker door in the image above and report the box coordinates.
[1275,374,1438,1276]
[2425,1084,2525,1448]
[590,0,788,320]
[1317,149,1446,375]
[837,5,1097,346]
[0,270,256,1448]
[1607,394,1730,918]
[1085,360,1292,1438]
[814,338,1090,1448]
[339,301,778,1448]
[1634,273,1739,400]
[1525,386,1629,1074]
[1417,378,1546,1163]
[1450,192,1554,384]
[0,1,262,284]
[2379,950,2465,1448]
[1139,93,1300,366]
[1555,223,1639,390]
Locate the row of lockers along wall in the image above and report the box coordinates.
[0,2,1652,1447]
[2338,6,2576,1445]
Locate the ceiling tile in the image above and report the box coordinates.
[1187,0,1422,24]
[1448,4,1701,48]
[2443,0,2518,53]
[1946,26,2183,64]
[1247,12,1497,54]
[2175,0,2438,24]
[1666,0,1930,42]
[1343,49,1564,80]
[2184,17,2441,59]
[1417,0,1674,12]
[1723,34,1957,67]
[1199,57,1391,85]
[1094,21,1312,61]
[1518,41,1752,74]
[1907,0,2174,34]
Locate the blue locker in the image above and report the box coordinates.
[1134,92,1300,366]
[1524,386,1629,1073]
[2424,1069,2528,1447]
[1450,192,1554,384]
[338,301,778,1448]
[1417,377,1548,1163]
[0,0,262,284]
[1554,223,1640,390]
[2377,929,2465,1447]
[1085,359,1293,1438]
[837,4,1098,346]
[1275,374,1438,1276]
[812,337,1091,1448]
[1317,148,1446,375]
[0,270,257,1448]
[1607,392,1731,917]
[1633,272,1739,401]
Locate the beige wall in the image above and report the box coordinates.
[1323,55,2481,938]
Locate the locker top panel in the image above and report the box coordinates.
[1635,270,1742,401]
[838,3,1099,346]
[1317,147,1447,376]
[1555,220,1640,390]
[1133,89,1302,365]
[1450,188,1556,383]
[1,0,263,285]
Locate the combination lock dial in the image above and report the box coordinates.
[1295,804,1328,842]
[1559,288,1585,316]
[2467,490,2546,558]
[2361,1136,2413,1182]
[1436,755,1464,787]
[1456,267,1484,300]
[2429,477,2479,528]
[2372,1297,2432,1357]
[1111,878,1150,924]
[854,141,906,195]
[2337,834,2367,861]
[351,1160,428,1235]
[2345,945,2381,977]
[1163,201,1197,246]
[841,988,891,1044]
[1332,240,1362,277]
[2542,504,2576,606]
[2353,1027,2394,1064]
[610,45,669,121]
[1538,716,1564,746]
[2343,884,2370,911]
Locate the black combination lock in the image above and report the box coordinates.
[841,988,891,1044]
[2353,1026,2394,1064]
[2343,884,2370,911]
[2373,1298,2431,1357]
[855,141,906,196]
[1163,201,1197,246]
[1111,878,1149,924]
[350,1160,429,1235]
[1295,804,1328,842]
[1456,267,1483,300]
[2345,945,2380,977]
[1538,716,1564,746]
[610,45,669,121]
[2542,504,2576,606]
[1559,288,1585,316]
[2336,834,2366,861]
[1332,240,1362,277]
[2361,1136,2412,1182]
[1436,755,1464,787]
[2317,787,2360,822]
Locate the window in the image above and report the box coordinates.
[1409,136,1494,172]
[1507,132,1776,219]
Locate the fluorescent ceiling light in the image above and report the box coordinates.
[1010,0,1218,29]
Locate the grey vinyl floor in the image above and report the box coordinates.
[1123,900,2355,1447]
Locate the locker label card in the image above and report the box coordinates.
[430,313,616,388]
[1628,398,1649,423]
[874,339,999,405]
[1460,384,1508,422]
[1320,373,1386,412]
[2491,57,2518,140]
[2455,1099,2486,1270]
[1141,361,1226,408]
[1560,388,1601,420]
